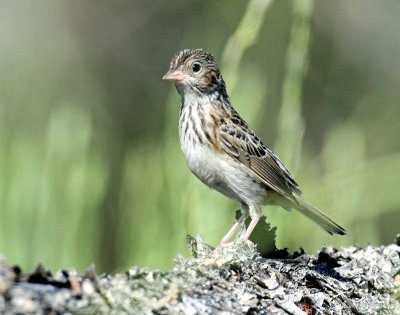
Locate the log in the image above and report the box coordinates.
[0,235,399,314]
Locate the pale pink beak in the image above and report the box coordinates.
[162,70,187,82]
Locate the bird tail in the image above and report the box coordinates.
[292,194,346,235]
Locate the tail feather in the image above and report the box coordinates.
[292,194,346,235]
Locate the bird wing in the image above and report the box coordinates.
[218,115,301,198]
[218,115,346,236]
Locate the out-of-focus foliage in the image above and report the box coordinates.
[0,0,399,273]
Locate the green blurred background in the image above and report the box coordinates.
[0,0,399,273]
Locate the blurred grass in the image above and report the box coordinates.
[270,0,312,248]
[0,0,399,273]
[0,104,107,270]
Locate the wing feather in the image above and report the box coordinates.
[218,118,301,198]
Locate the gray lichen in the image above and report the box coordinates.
[0,236,399,314]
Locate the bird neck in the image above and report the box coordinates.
[180,90,214,110]
[178,79,231,110]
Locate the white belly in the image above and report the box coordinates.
[180,135,223,189]
[180,132,267,205]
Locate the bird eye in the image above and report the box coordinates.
[192,63,201,73]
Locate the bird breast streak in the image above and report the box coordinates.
[179,102,223,187]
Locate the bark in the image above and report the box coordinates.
[0,235,399,314]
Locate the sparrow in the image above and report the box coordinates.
[163,48,346,244]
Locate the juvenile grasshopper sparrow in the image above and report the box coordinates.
[163,49,346,244]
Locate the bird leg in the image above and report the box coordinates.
[243,213,261,242]
[219,212,248,245]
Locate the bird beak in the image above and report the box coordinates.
[162,70,187,82]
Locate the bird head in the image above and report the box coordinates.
[163,49,226,98]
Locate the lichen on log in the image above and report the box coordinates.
[0,235,399,314]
